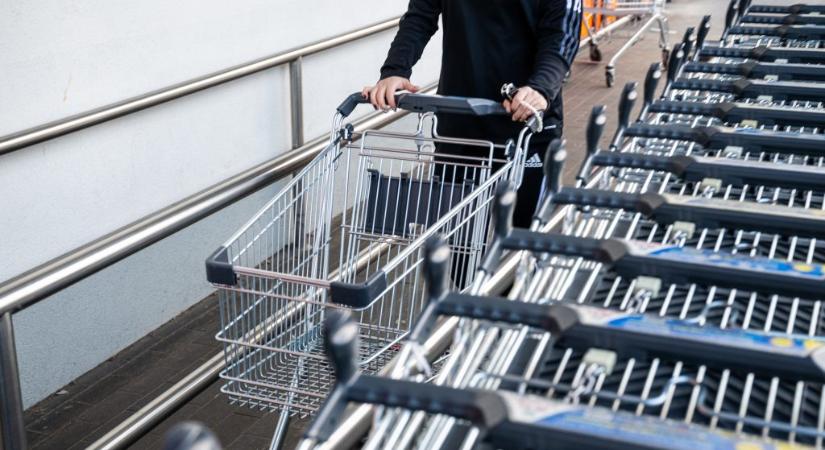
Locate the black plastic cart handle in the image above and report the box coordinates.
[343,376,787,450]
[648,99,825,128]
[500,229,825,300]
[671,77,825,102]
[728,23,825,39]
[740,12,825,26]
[591,151,825,192]
[481,184,825,299]
[748,4,825,15]
[305,310,798,450]
[699,44,825,64]
[417,292,825,382]
[683,60,825,82]
[554,187,825,240]
[336,91,508,118]
[626,122,825,156]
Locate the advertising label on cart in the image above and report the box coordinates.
[604,314,824,354]
[644,245,825,280]
[501,392,802,450]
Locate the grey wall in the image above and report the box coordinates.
[0,0,441,406]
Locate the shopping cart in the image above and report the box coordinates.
[298,237,825,449]
[334,131,825,449]
[205,91,539,447]
[294,9,825,449]
[580,0,670,86]
[400,188,825,449]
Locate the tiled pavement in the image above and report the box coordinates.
[24,2,724,449]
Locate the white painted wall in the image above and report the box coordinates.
[0,0,442,406]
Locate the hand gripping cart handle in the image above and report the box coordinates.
[669,77,825,103]
[337,89,544,132]
[337,92,506,118]
[625,122,825,157]
[204,90,540,440]
[300,311,799,450]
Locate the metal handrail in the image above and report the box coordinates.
[0,17,400,156]
[0,94,435,450]
[0,16,418,450]
[0,13,628,450]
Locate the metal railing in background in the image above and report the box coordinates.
[0,12,633,450]
[0,17,401,156]
[0,17,409,450]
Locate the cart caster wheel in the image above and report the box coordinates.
[606,69,615,87]
[661,48,670,69]
[589,44,603,62]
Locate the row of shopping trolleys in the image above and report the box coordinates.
[195,2,825,449]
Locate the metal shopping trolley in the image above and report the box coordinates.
[204,91,540,448]
[299,236,825,450]
[581,0,670,87]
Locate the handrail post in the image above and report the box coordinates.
[289,56,305,148]
[0,313,26,450]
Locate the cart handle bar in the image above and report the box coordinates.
[336,92,509,118]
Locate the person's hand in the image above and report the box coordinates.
[503,86,547,122]
[362,76,420,111]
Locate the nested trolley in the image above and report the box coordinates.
[205,91,540,446]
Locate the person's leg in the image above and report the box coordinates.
[513,126,562,228]
[513,159,544,228]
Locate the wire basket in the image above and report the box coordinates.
[206,92,537,416]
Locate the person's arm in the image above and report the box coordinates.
[508,0,583,122]
[364,0,441,109]
[381,0,441,80]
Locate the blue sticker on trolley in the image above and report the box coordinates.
[646,246,825,280]
[537,408,799,449]
[607,315,825,354]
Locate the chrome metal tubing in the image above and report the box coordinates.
[0,84,433,450]
[290,57,305,148]
[0,313,26,450]
[0,18,400,156]
[579,15,635,47]
[86,234,398,450]
[86,353,223,450]
[0,84,435,317]
[311,190,586,450]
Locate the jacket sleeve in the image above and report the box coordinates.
[527,0,583,104]
[380,0,442,80]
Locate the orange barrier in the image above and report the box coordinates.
[581,0,619,39]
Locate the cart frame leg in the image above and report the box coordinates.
[269,409,291,450]
[606,12,670,86]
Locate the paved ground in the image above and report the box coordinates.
[24,2,723,449]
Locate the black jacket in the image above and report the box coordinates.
[381,0,582,143]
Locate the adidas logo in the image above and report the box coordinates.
[523,153,543,168]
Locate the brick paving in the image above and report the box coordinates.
[24,2,723,449]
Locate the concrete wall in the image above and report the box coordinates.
[0,0,442,407]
